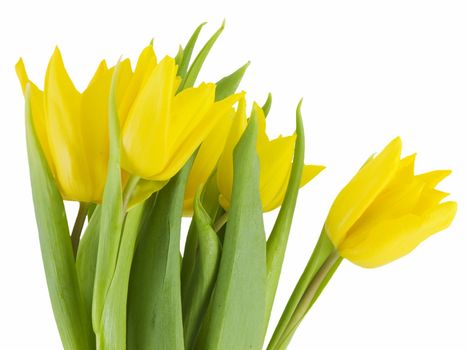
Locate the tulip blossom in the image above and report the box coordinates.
[16,48,116,203]
[325,137,457,268]
[121,53,241,183]
[217,97,324,212]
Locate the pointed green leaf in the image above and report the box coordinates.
[264,101,305,326]
[92,62,124,340]
[178,22,207,79]
[127,158,194,350]
[174,45,184,67]
[181,172,220,298]
[196,114,267,350]
[180,21,225,90]
[182,188,222,349]
[76,205,101,340]
[25,86,94,350]
[262,93,273,117]
[99,203,145,349]
[267,230,338,350]
[215,61,250,101]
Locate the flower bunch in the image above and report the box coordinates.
[20,23,457,350]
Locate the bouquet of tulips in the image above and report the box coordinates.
[19,23,457,350]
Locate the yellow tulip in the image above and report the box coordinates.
[216,97,324,212]
[121,53,242,183]
[325,137,457,268]
[16,48,121,203]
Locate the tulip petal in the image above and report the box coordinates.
[325,137,402,247]
[300,164,325,187]
[16,59,55,174]
[119,45,157,124]
[45,48,93,201]
[217,97,247,209]
[258,135,296,211]
[183,109,234,214]
[416,170,452,188]
[339,201,457,268]
[81,61,114,201]
[156,93,241,182]
[122,56,176,179]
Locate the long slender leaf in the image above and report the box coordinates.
[182,189,222,349]
[180,21,225,90]
[267,229,336,350]
[215,61,250,101]
[99,203,145,349]
[127,158,194,350]
[195,114,267,350]
[76,205,101,340]
[262,93,273,117]
[92,62,124,345]
[25,86,94,350]
[178,22,207,79]
[264,101,305,326]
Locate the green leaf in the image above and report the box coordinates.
[181,172,220,298]
[127,158,194,350]
[264,101,305,327]
[174,45,184,67]
[25,86,94,350]
[177,22,207,80]
[195,114,267,350]
[99,203,145,349]
[215,61,250,101]
[180,21,225,90]
[92,62,124,342]
[267,230,339,350]
[182,188,222,349]
[76,205,101,339]
[262,93,273,117]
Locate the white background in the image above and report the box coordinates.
[1,0,466,349]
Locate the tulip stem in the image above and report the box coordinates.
[274,250,341,349]
[123,176,140,212]
[213,212,229,232]
[71,202,89,258]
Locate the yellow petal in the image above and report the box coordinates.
[339,201,457,268]
[300,164,325,187]
[168,83,216,153]
[183,107,235,215]
[258,135,296,211]
[155,93,241,182]
[416,170,452,188]
[122,56,176,179]
[45,48,94,202]
[325,137,402,247]
[119,45,157,125]
[81,60,114,201]
[217,96,247,209]
[16,59,55,175]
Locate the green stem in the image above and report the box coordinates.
[122,175,140,212]
[213,211,228,232]
[71,202,89,259]
[274,250,340,349]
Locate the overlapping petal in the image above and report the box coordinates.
[217,97,323,212]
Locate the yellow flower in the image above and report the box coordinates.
[216,97,324,212]
[325,137,457,268]
[16,48,119,203]
[121,53,241,183]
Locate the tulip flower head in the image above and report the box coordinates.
[325,137,457,268]
[120,50,241,183]
[17,48,115,203]
[217,97,324,212]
